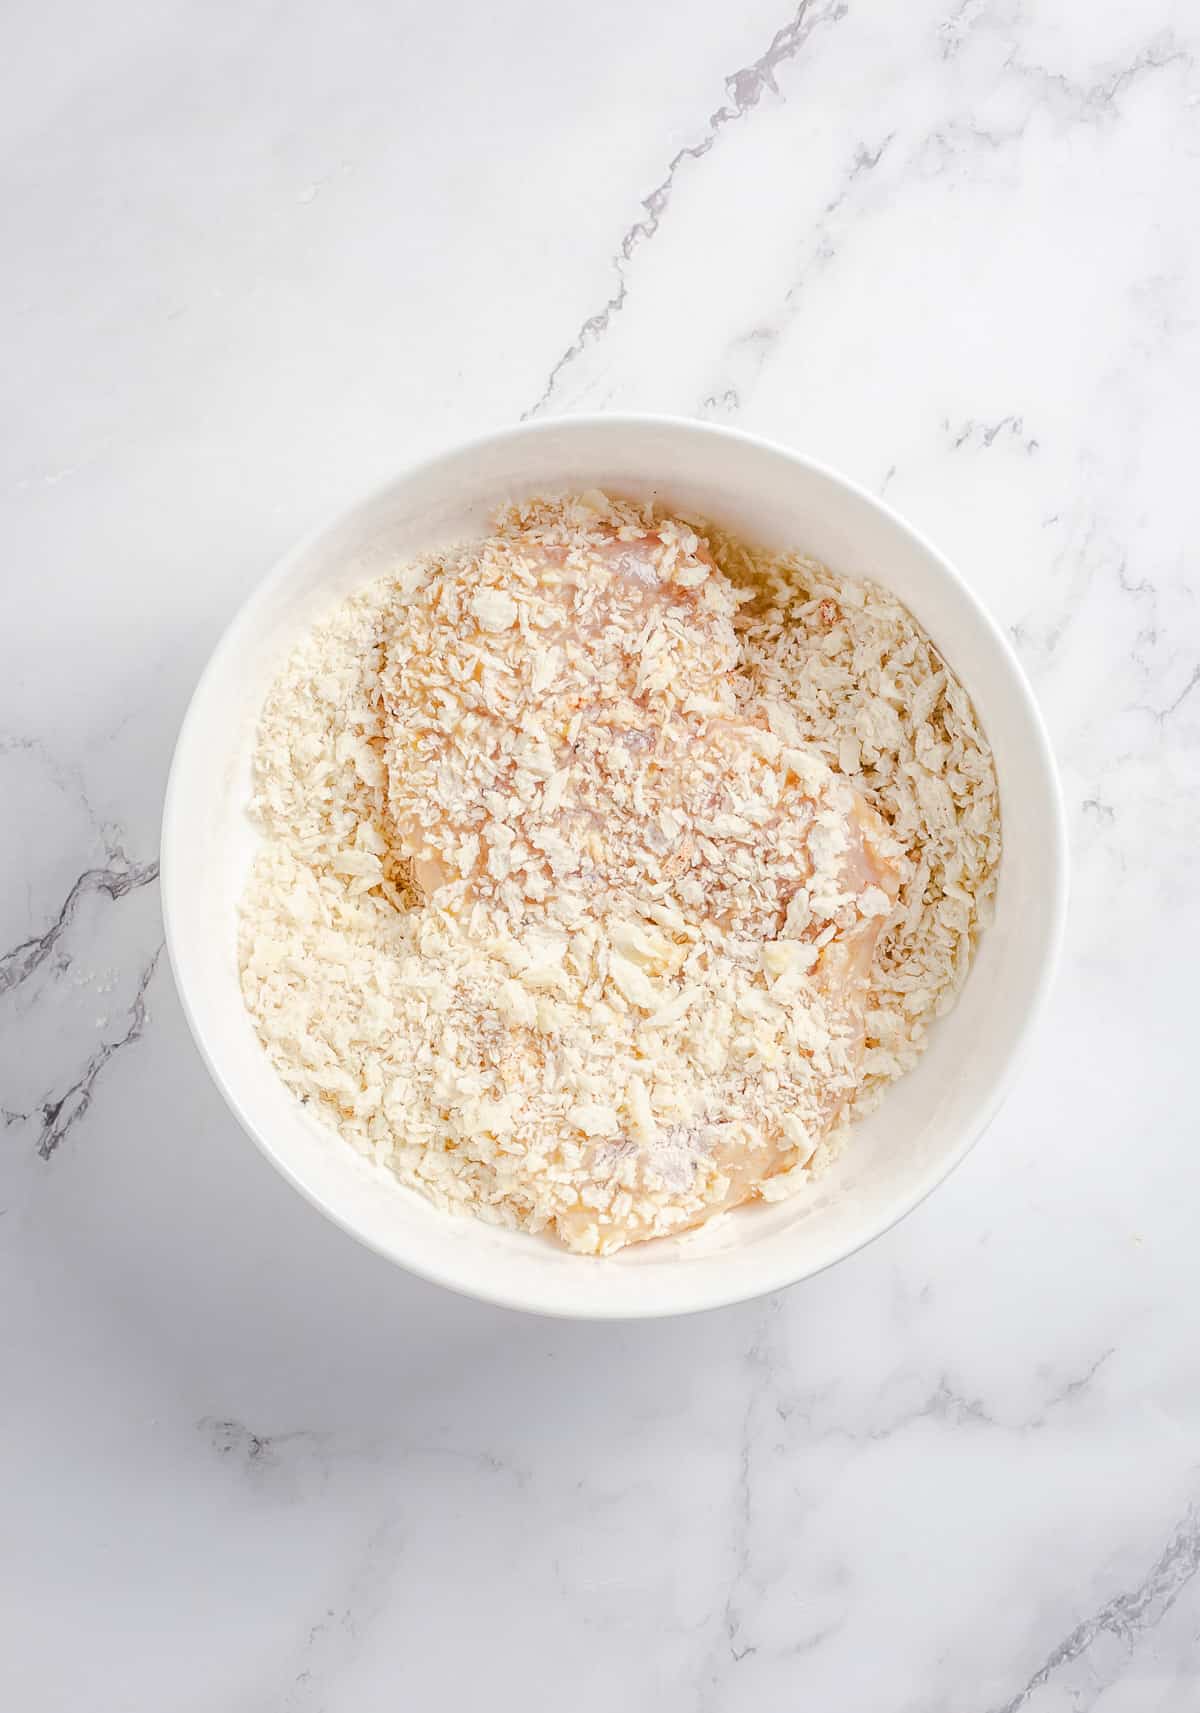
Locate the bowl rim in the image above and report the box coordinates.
[161,412,1069,1319]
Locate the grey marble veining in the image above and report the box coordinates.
[2,0,1199,1706]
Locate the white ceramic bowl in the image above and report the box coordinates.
[162,416,1066,1319]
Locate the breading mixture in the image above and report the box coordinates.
[239,493,1000,1254]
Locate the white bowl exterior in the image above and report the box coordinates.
[162,417,1066,1318]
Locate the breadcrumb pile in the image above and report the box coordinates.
[238,493,999,1254]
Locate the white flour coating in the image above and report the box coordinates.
[238,494,1000,1254]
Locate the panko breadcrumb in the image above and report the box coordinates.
[238,493,1000,1254]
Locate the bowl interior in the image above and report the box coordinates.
[163,417,1065,1317]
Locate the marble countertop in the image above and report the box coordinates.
[3,1,1198,1706]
